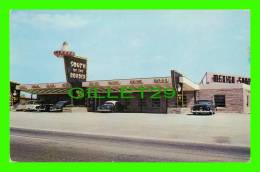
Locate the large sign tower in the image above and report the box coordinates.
[53,42,87,105]
[53,42,87,85]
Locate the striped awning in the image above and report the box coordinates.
[16,82,71,95]
[22,88,69,95]
[17,83,173,95]
[86,84,174,93]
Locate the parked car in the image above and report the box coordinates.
[24,100,42,111]
[15,104,26,111]
[97,101,123,112]
[191,100,216,115]
[37,103,53,112]
[50,100,70,112]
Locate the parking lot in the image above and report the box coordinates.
[10,111,250,147]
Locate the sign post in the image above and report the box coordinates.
[171,70,183,108]
[53,42,87,105]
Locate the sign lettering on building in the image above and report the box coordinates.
[32,84,40,89]
[154,78,169,83]
[130,80,143,84]
[46,84,56,88]
[89,82,100,87]
[108,81,120,85]
[212,74,250,85]
[62,83,71,88]
[19,85,28,90]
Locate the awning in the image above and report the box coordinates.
[20,88,69,95]
[179,77,199,91]
[17,76,200,95]
[16,82,71,95]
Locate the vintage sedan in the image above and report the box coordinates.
[50,100,70,112]
[15,103,26,111]
[37,103,53,112]
[37,100,70,112]
[24,100,42,111]
[191,100,216,115]
[97,101,123,112]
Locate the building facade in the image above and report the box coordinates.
[198,72,250,113]
[15,71,250,114]
[13,43,250,114]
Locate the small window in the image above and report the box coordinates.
[214,95,226,107]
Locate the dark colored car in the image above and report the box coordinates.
[37,103,53,112]
[191,100,216,115]
[50,100,70,112]
[97,101,123,112]
[36,100,70,112]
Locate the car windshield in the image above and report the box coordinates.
[101,104,113,109]
[27,101,41,104]
[196,100,212,105]
[104,102,114,105]
[104,101,117,105]
[56,101,67,106]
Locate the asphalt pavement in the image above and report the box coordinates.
[10,127,250,162]
[10,111,250,162]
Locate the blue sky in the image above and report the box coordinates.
[10,10,250,84]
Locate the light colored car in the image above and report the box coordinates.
[15,104,26,111]
[25,100,41,111]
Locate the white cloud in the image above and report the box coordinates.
[11,11,88,29]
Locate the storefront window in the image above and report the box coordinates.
[175,95,187,107]
[138,100,147,108]
[124,99,131,109]
[183,95,187,107]
[152,99,161,108]
[214,95,226,107]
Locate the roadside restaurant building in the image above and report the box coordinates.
[15,71,250,114]
[14,43,250,114]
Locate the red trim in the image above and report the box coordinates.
[53,50,75,58]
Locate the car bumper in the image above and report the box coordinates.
[49,108,62,112]
[97,109,112,112]
[26,108,38,111]
[191,110,213,114]
[16,109,25,111]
